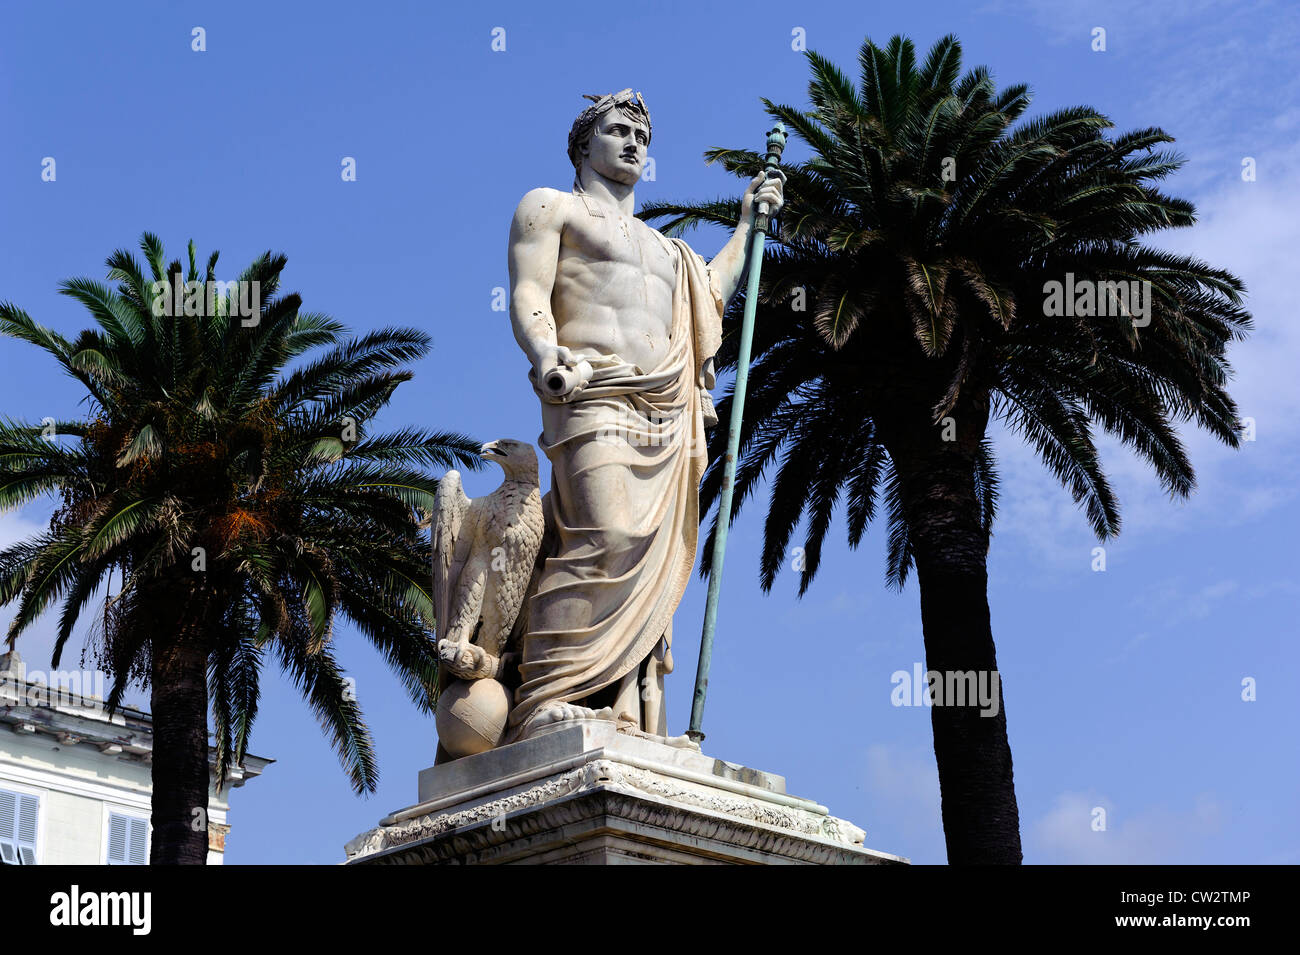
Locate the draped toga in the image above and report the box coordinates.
[507,233,724,738]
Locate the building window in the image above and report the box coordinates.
[0,787,39,865]
[106,811,148,865]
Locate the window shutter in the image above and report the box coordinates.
[128,816,148,865]
[16,795,37,864]
[107,812,128,863]
[0,789,15,864]
[0,788,38,864]
[107,811,148,865]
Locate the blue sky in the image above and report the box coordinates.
[2,0,1297,864]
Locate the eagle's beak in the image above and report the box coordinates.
[480,441,505,457]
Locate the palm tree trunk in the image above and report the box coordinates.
[895,442,1023,864]
[149,631,210,864]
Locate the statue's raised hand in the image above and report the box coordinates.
[740,169,786,219]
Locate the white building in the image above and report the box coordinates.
[0,650,270,865]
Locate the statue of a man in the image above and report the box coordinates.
[504,89,783,741]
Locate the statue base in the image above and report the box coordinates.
[343,720,906,865]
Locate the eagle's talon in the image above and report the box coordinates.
[438,639,502,680]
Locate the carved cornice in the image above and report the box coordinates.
[346,758,903,865]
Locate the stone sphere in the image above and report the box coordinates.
[435,678,511,758]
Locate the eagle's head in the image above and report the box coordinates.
[480,439,539,483]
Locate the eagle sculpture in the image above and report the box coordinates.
[431,439,544,682]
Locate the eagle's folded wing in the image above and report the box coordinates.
[431,470,470,641]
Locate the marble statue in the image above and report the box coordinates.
[434,89,783,757]
[430,439,544,760]
[432,439,543,683]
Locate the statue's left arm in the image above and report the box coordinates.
[705,172,785,304]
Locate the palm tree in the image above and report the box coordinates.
[0,234,482,863]
[642,35,1251,863]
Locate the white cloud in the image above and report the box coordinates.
[978,1,1300,563]
[862,742,943,838]
[988,0,1300,171]
[0,508,44,550]
[992,156,1300,564]
[1031,790,1222,863]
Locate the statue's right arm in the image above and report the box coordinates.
[508,188,567,376]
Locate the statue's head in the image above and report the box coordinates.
[567,89,652,189]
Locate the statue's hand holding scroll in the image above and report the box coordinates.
[537,344,594,400]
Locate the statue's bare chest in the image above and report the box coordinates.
[560,200,676,284]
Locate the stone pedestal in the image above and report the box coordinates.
[343,721,906,865]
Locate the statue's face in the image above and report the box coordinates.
[581,109,648,186]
